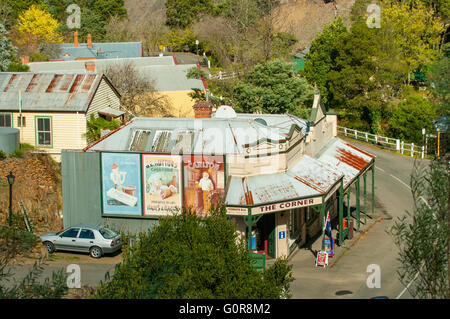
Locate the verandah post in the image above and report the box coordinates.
[363,171,367,225]
[339,179,344,245]
[356,175,361,231]
[372,164,375,215]
[320,198,326,250]
[347,185,351,238]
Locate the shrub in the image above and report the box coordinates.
[389,96,437,144]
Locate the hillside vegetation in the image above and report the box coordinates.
[0,149,63,233]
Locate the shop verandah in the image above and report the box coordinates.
[226,138,376,261]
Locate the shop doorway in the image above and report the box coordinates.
[255,214,276,258]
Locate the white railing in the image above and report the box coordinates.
[208,71,237,80]
[337,126,425,159]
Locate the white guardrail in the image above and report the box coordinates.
[337,126,425,159]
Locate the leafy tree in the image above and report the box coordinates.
[389,96,437,144]
[231,59,314,116]
[85,113,121,142]
[100,62,174,119]
[0,23,17,71]
[161,28,197,52]
[94,205,294,298]
[380,1,444,83]
[302,17,347,106]
[165,0,215,29]
[0,0,43,29]
[390,158,449,298]
[91,0,127,23]
[6,62,29,71]
[328,20,387,132]
[186,66,208,80]
[427,43,450,117]
[16,5,63,45]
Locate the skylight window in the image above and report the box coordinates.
[129,130,151,151]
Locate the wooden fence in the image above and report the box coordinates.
[208,71,237,80]
[337,126,425,159]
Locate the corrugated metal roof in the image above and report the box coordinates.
[87,116,295,154]
[28,56,175,73]
[58,42,141,60]
[225,154,343,206]
[0,72,102,112]
[315,137,375,187]
[233,113,309,135]
[28,60,204,92]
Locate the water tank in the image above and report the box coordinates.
[0,128,20,155]
[214,105,237,119]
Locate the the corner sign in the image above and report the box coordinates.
[251,197,322,214]
[226,196,322,216]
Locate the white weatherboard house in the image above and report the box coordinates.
[0,72,122,160]
[62,92,376,261]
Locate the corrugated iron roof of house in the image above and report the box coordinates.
[315,137,376,188]
[225,154,344,206]
[86,116,300,154]
[28,61,204,92]
[58,42,142,60]
[0,72,103,112]
[139,64,206,91]
[28,56,176,73]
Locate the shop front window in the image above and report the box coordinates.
[306,206,318,225]
[288,208,301,247]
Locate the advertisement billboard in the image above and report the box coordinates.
[101,152,143,216]
[142,154,182,216]
[183,155,225,215]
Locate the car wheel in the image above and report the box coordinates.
[44,241,55,253]
[89,246,103,258]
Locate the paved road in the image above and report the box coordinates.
[6,250,121,289]
[290,139,427,299]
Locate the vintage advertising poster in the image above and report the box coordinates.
[143,154,182,216]
[101,152,143,216]
[183,155,225,215]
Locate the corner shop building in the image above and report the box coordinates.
[62,93,375,259]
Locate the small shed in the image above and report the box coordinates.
[0,127,20,155]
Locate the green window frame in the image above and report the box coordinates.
[0,113,12,127]
[35,116,53,148]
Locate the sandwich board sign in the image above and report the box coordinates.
[315,251,329,267]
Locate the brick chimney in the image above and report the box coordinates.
[87,33,92,48]
[20,56,29,64]
[74,31,79,47]
[193,100,212,118]
[85,61,95,72]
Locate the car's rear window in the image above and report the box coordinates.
[99,227,117,239]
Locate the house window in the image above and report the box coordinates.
[0,113,12,127]
[17,116,26,127]
[36,117,52,147]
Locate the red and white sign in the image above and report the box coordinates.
[251,197,322,215]
[316,251,329,267]
[226,207,248,216]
